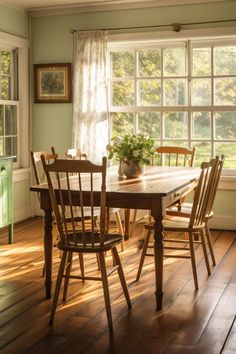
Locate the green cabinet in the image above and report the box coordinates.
[0,157,13,243]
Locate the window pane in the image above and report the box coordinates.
[164,79,188,105]
[0,137,3,156]
[5,136,17,158]
[215,142,236,168]
[215,112,236,140]
[0,106,3,136]
[111,113,134,136]
[138,112,161,139]
[5,105,17,135]
[192,47,211,76]
[192,141,211,166]
[214,46,236,75]
[1,51,11,75]
[162,141,188,147]
[138,49,161,77]
[192,112,211,139]
[112,80,134,106]
[0,75,10,100]
[11,136,17,158]
[192,79,211,106]
[5,137,12,156]
[111,51,134,77]
[138,79,161,106]
[214,78,236,105]
[163,47,186,76]
[164,112,188,139]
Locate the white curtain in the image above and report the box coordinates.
[72,30,109,162]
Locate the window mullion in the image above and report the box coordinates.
[135,49,138,134]
[188,40,192,149]
[161,47,164,145]
[211,45,215,158]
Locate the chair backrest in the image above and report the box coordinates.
[156,146,195,167]
[65,148,87,160]
[189,157,219,228]
[30,147,58,185]
[205,154,224,217]
[41,156,107,248]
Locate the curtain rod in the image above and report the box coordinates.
[70,18,236,33]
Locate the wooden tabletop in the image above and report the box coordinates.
[30,165,199,200]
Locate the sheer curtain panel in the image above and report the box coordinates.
[72,30,109,162]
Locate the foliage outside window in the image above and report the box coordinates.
[0,49,18,162]
[109,41,236,168]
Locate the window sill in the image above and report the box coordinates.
[219,175,236,190]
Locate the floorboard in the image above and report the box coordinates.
[0,218,236,354]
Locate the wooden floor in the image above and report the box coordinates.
[1,217,236,354]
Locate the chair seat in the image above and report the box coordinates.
[167,202,214,220]
[58,232,122,253]
[145,214,205,232]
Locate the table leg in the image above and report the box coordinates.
[153,215,164,311]
[43,208,53,299]
[124,208,130,241]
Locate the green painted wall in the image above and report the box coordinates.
[31,0,236,156]
[0,3,28,38]
[23,1,233,227]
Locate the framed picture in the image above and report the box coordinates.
[34,63,72,103]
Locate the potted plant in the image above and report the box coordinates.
[107,133,156,178]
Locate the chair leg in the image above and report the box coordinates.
[49,250,67,325]
[78,253,85,279]
[188,232,199,290]
[130,209,137,238]
[63,251,73,302]
[96,253,101,270]
[98,252,113,332]
[136,228,151,281]
[205,223,216,266]
[114,211,125,252]
[199,229,211,276]
[112,247,131,309]
[105,208,110,233]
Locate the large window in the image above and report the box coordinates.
[0,48,18,163]
[108,40,236,168]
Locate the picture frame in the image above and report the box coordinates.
[34,63,72,103]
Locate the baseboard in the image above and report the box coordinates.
[208,215,236,231]
[13,206,33,223]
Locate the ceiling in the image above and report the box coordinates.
[0,0,228,11]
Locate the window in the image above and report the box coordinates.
[0,32,29,170]
[0,48,18,162]
[108,39,236,168]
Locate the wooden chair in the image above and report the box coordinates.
[167,155,224,266]
[66,148,125,251]
[30,147,58,190]
[130,146,196,238]
[136,157,220,290]
[65,148,87,160]
[41,156,131,332]
[155,146,195,167]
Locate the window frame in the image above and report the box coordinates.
[108,29,236,177]
[0,31,29,170]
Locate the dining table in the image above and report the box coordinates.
[30,164,200,311]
